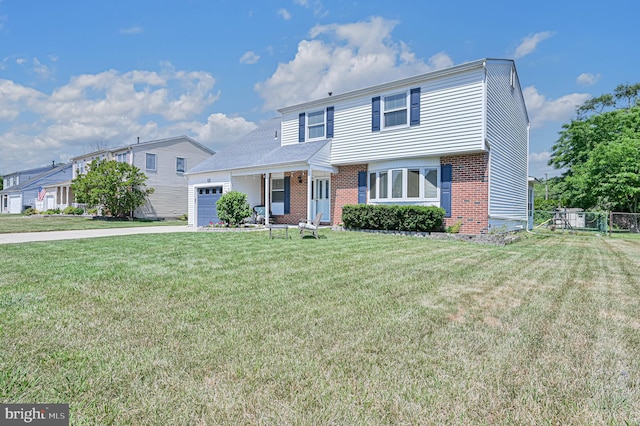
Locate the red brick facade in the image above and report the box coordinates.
[441,153,489,234]
[257,155,488,234]
[260,171,308,225]
[331,164,368,225]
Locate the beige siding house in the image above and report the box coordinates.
[72,136,214,219]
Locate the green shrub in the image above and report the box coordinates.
[446,220,462,234]
[177,213,188,222]
[74,207,84,215]
[23,207,38,216]
[342,204,445,232]
[63,206,76,215]
[216,191,252,226]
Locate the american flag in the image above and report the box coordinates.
[37,186,47,202]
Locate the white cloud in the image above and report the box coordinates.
[293,0,325,16]
[513,31,555,59]
[239,51,260,65]
[528,151,562,178]
[278,8,292,20]
[32,57,52,79]
[522,86,591,128]
[576,73,600,86]
[120,26,143,35]
[255,16,453,111]
[16,58,26,65]
[187,113,258,146]
[0,65,242,172]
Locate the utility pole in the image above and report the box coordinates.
[544,173,548,200]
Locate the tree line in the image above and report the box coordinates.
[538,83,640,214]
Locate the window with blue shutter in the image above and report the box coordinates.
[298,113,305,143]
[357,171,367,204]
[410,87,421,126]
[372,97,380,132]
[326,106,334,138]
[284,176,291,214]
[440,164,452,218]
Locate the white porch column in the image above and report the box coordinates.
[264,173,270,225]
[307,167,313,222]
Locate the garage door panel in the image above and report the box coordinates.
[197,187,223,226]
[9,196,21,214]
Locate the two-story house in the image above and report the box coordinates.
[0,163,73,214]
[186,58,529,234]
[71,136,214,219]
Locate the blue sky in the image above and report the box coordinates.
[1,0,638,178]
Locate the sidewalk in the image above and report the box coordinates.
[0,226,193,245]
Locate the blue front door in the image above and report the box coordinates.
[197,187,223,226]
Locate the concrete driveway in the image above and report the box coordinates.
[0,226,193,244]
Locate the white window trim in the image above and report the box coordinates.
[307,109,326,141]
[369,167,439,202]
[382,90,409,130]
[176,157,186,173]
[146,153,157,171]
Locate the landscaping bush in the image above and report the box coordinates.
[63,206,76,215]
[216,191,252,226]
[342,204,445,232]
[23,207,38,215]
[74,207,84,215]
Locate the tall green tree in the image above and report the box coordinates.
[567,134,640,212]
[548,83,640,212]
[72,159,154,217]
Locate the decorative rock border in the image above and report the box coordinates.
[339,227,521,246]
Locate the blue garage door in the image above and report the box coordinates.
[197,187,223,226]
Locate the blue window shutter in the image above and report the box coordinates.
[440,164,452,218]
[298,113,305,142]
[284,176,291,214]
[326,106,334,138]
[357,171,367,204]
[410,87,421,126]
[372,97,380,132]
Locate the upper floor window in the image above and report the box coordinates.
[146,153,157,171]
[384,93,408,128]
[307,110,325,139]
[116,152,129,163]
[176,157,186,173]
[372,87,420,132]
[298,106,334,142]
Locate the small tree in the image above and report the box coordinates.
[72,159,154,217]
[216,191,252,226]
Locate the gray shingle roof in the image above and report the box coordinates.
[187,118,329,174]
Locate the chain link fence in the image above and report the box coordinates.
[533,210,640,234]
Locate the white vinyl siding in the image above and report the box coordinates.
[486,61,529,222]
[280,66,485,163]
[130,137,213,219]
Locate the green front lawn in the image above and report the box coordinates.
[0,231,638,424]
[0,215,182,234]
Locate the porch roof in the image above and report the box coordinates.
[186,118,330,174]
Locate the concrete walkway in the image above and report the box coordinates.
[0,226,193,245]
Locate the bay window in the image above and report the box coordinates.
[369,167,439,201]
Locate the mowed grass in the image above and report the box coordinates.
[0,215,182,234]
[0,231,638,425]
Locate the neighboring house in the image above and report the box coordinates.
[71,136,214,219]
[186,58,529,234]
[0,163,73,213]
